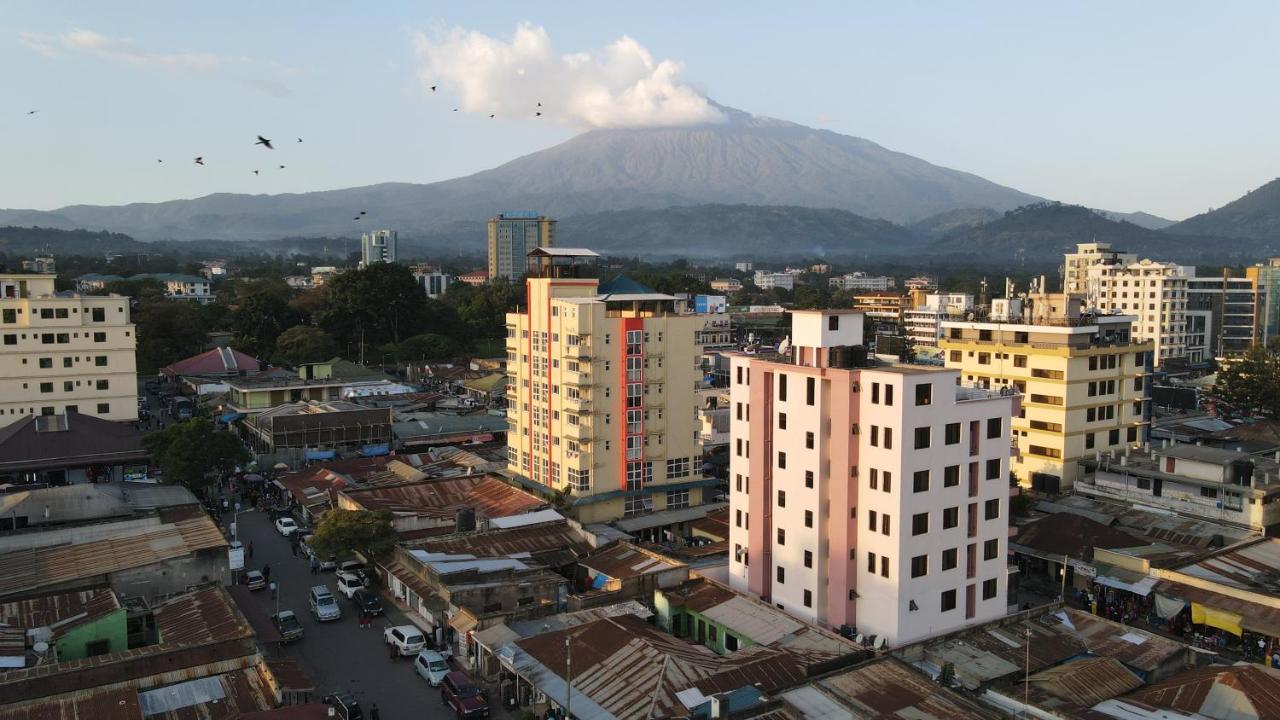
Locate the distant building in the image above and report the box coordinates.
[830,272,895,292]
[809,263,831,274]
[199,259,228,279]
[456,270,489,286]
[75,273,214,303]
[852,291,907,327]
[20,256,55,274]
[487,212,555,281]
[1186,273,1262,359]
[903,276,937,292]
[283,275,313,290]
[360,229,397,267]
[1246,258,1280,346]
[310,266,340,286]
[412,266,451,298]
[710,278,742,293]
[735,262,754,272]
[903,293,974,348]
[752,271,794,291]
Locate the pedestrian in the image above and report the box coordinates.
[369,703,380,720]
[310,557,319,575]
[262,564,271,583]
[247,540,254,559]
[290,541,298,558]
[388,640,398,660]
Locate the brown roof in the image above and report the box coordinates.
[819,656,996,719]
[1014,512,1145,561]
[225,585,282,644]
[0,587,120,639]
[1153,579,1280,637]
[0,515,228,598]
[579,542,685,580]
[341,474,544,520]
[689,506,730,541]
[261,658,314,692]
[238,705,332,720]
[1028,656,1144,707]
[409,520,592,560]
[0,412,148,472]
[144,666,275,720]
[0,685,142,720]
[665,578,737,614]
[153,586,255,647]
[160,347,263,378]
[1124,664,1280,718]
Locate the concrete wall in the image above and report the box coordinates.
[55,606,128,660]
[109,549,230,602]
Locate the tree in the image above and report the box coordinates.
[309,509,398,561]
[315,263,431,346]
[1217,345,1280,418]
[133,299,210,372]
[275,325,339,365]
[442,281,520,338]
[142,418,249,494]
[233,278,302,357]
[395,333,464,363]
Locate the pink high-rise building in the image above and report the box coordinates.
[727,309,1019,646]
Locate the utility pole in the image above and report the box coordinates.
[564,632,572,720]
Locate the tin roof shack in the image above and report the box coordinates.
[572,542,688,606]
[336,473,545,534]
[404,517,592,570]
[767,655,998,720]
[388,545,567,628]
[1152,537,1280,640]
[0,482,199,532]
[0,412,149,487]
[0,587,125,663]
[0,586,262,711]
[0,511,229,602]
[1077,443,1280,533]
[392,412,509,448]
[1096,663,1280,720]
[242,401,393,454]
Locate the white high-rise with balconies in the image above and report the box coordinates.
[361,230,397,267]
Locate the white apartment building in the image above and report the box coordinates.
[735,262,754,272]
[904,294,974,348]
[753,271,795,291]
[728,310,1015,646]
[361,230,398,267]
[412,267,451,299]
[0,274,138,422]
[829,273,896,292]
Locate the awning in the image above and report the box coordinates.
[1094,568,1157,597]
[1155,579,1280,637]
[1192,602,1243,636]
[360,444,390,457]
[1154,593,1186,620]
[305,449,336,461]
[448,609,479,634]
[219,412,244,423]
[472,623,521,650]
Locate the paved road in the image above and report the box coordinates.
[235,509,454,719]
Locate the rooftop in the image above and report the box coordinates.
[1034,495,1254,550]
[406,520,592,566]
[0,587,121,640]
[1116,663,1280,720]
[160,347,263,378]
[1170,537,1280,594]
[0,411,148,472]
[579,542,686,580]
[0,482,198,527]
[800,656,996,720]
[1011,512,1148,562]
[340,473,544,521]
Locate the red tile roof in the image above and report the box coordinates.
[160,348,263,378]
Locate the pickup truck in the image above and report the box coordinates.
[271,610,304,643]
[441,671,489,719]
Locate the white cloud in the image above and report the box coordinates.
[19,28,222,71]
[413,23,724,129]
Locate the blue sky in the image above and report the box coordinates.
[2,1,1277,220]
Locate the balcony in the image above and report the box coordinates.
[562,370,593,388]
[563,394,591,413]
[564,422,592,442]
[565,344,592,360]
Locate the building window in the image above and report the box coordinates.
[776,566,785,584]
[736,510,742,528]
[803,589,812,608]
[943,507,958,529]
[806,377,815,405]
[804,550,813,568]
[982,578,998,600]
[63,381,73,392]
[777,490,786,508]
[804,470,814,488]
[666,457,691,479]
[987,417,1001,439]
[915,383,932,406]
[805,431,815,449]
[39,382,52,394]
[911,555,928,578]
[912,512,929,536]
[871,382,880,404]
[944,465,959,487]
[884,427,892,449]
[95,379,109,390]
[941,589,957,612]
[97,403,110,414]
[1085,433,1095,450]
[986,459,1001,480]
[984,538,999,560]
[870,425,879,447]
[38,357,52,369]
[804,510,813,528]
[985,498,1000,520]
[881,514,890,536]
[942,547,958,570]
[93,332,106,342]
[867,510,877,532]
[881,556,890,578]
[885,384,894,406]
[1109,429,1120,445]
[913,470,929,493]
[779,374,787,402]
[883,471,892,492]
[778,412,787,429]
[914,426,930,449]
[945,422,960,445]
[666,490,689,509]
[828,315,839,331]
[777,528,785,545]
[867,552,877,574]
[869,468,878,490]
[1013,354,1027,367]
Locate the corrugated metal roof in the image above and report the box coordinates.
[342,474,543,520]
[153,586,254,647]
[1153,578,1280,637]
[140,666,275,720]
[0,587,120,639]
[0,516,227,598]
[579,542,685,580]
[1027,656,1144,706]
[0,685,142,720]
[407,520,592,560]
[1173,537,1280,593]
[702,596,804,646]
[818,656,995,719]
[1123,664,1280,719]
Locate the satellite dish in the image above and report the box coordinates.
[32,641,49,654]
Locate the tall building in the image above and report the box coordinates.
[504,248,723,523]
[829,273,896,292]
[411,266,451,299]
[488,213,556,281]
[1186,273,1262,359]
[1063,242,1132,295]
[752,271,795,291]
[0,273,138,422]
[1246,258,1280,346]
[727,310,1016,646]
[361,230,398,267]
[940,292,1151,492]
[904,293,974,348]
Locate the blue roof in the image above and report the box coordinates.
[76,273,125,282]
[597,274,657,296]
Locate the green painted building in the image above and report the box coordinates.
[0,588,127,661]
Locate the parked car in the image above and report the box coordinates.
[243,570,266,591]
[275,517,299,536]
[414,649,450,686]
[271,610,304,643]
[335,571,365,599]
[309,585,341,622]
[337,560,367,581]
[351,588,383,616]
[300,538,337,571]
[384,625,427,656]
[324,691,363,720]
[441,671,489,718]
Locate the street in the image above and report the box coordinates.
[235,509,454,719]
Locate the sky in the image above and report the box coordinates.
[2,1,1278,220]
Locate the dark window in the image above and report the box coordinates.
[777,528,785,545]
[776,566,785,583]
[914,426,930,449]
[911,555,928,578]
[779,374,787,401]
[867,552,876,573]
[885,384,894,406]
[778,413,787,429]
[944,465,960,487]
[806,377,815,405]
[38,357,52,369]
[945,422,960,444]
[982,578,998,600]
[870,425,879,447]
[881,555,889,578]
[97,402,110,414]
[943,507,958,529]
[1109,429,1120,445]
[804,550,813,568]
[804,470,814,488]
[868,510,877,531]
[778,451,787,469]
[915,383,932,406]
[2,334,15,345]
[39,382,52,393]
[987,417,1001,439]
[986,458,1001,480]
[884,427,892,449]
[869,468,878,490]
[95,379,109,390]
[803,589,812,607]
[871,382,880,404]
[941,589,957,612]
[84,639,111,656]
[93,332,106,342]
[942,548,958,570]
[805,431,814,449]
[1085,433,1095,449]
[984,538,999,560]
[828,315,839,331]
[777,490,786,507]
[985,498,999,520]
[883,471,892,492]
[881,514,890,536]
[913,470,930,493]
[1127,427,1138,442]
[91,307,105,322]
[804,510,813,528]
[912,512,929,536]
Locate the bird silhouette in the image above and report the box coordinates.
[430,85,437,92]
[353,216,361,221]
[26,110,38,115]
[489,114,495,119]
[536,112,542,117]
[359,210,367,215]
[253,170,259,175]
[537,102,542,107]
[453,108,458,112]
[256,135,273,149]
[157,159,163,163]
[194,157,204,165]
[297,138,303,143]
[279,165,285,169]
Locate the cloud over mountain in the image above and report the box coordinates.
[413,23,724,129]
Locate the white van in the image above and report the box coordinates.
[414,649,450,686]
[309,585,341,622]
[335,571,364,599]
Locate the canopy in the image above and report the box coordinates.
[360,444,390,457]
[219,412,244,423]
[304,449,336,461]
[1093,569,1157,597]
[1192,602,1243,636]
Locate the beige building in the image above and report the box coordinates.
[0,274,137,422]
[488,213,556,281]
[504,248,722,523]
[940,293,1151,492]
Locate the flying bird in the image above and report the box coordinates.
[537,102,542,107]
[157,159,163,163]
[255,135,273,149]
[297,137,303,143]
[353,216,361,221]
[430,85,437,92]
[26,110,38,115]
[359,210,367,215]
[253,170,259,175]
[279,165,285,169]
[489,114,495,119]
[452,108,458,112]
[536,112,542,117]
[194,157,204,165]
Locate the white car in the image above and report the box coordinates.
[384,625,427,656]
[414,650,450,686]
[275,517,298,536]
[335,571,365,599]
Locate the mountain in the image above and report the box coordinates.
[1097,210,1175,230]
[936,203,1268,263]
[0,104,1042,241]
[1167,177,1280,240]
[910,208,1002,240]
[0,226,146,256]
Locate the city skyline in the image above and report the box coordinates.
[3,2,1278,219]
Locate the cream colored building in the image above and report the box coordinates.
[488,213,556,281]
[0,273,138,422]
[504,248,722,523]
[940,293,1151,492]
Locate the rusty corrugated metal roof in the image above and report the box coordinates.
[0,587,119,640]
[408,520,592,560]
[579,542,685,580]
[143,666,275,720]
[154,586,254,647]
[261,658,313,692]
[819,656,997,719]
[1028,656,1144,706]
[1123,664,1280,718]
[0,685,141,720]
[341,474,544,520]
[0,516,227,599]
